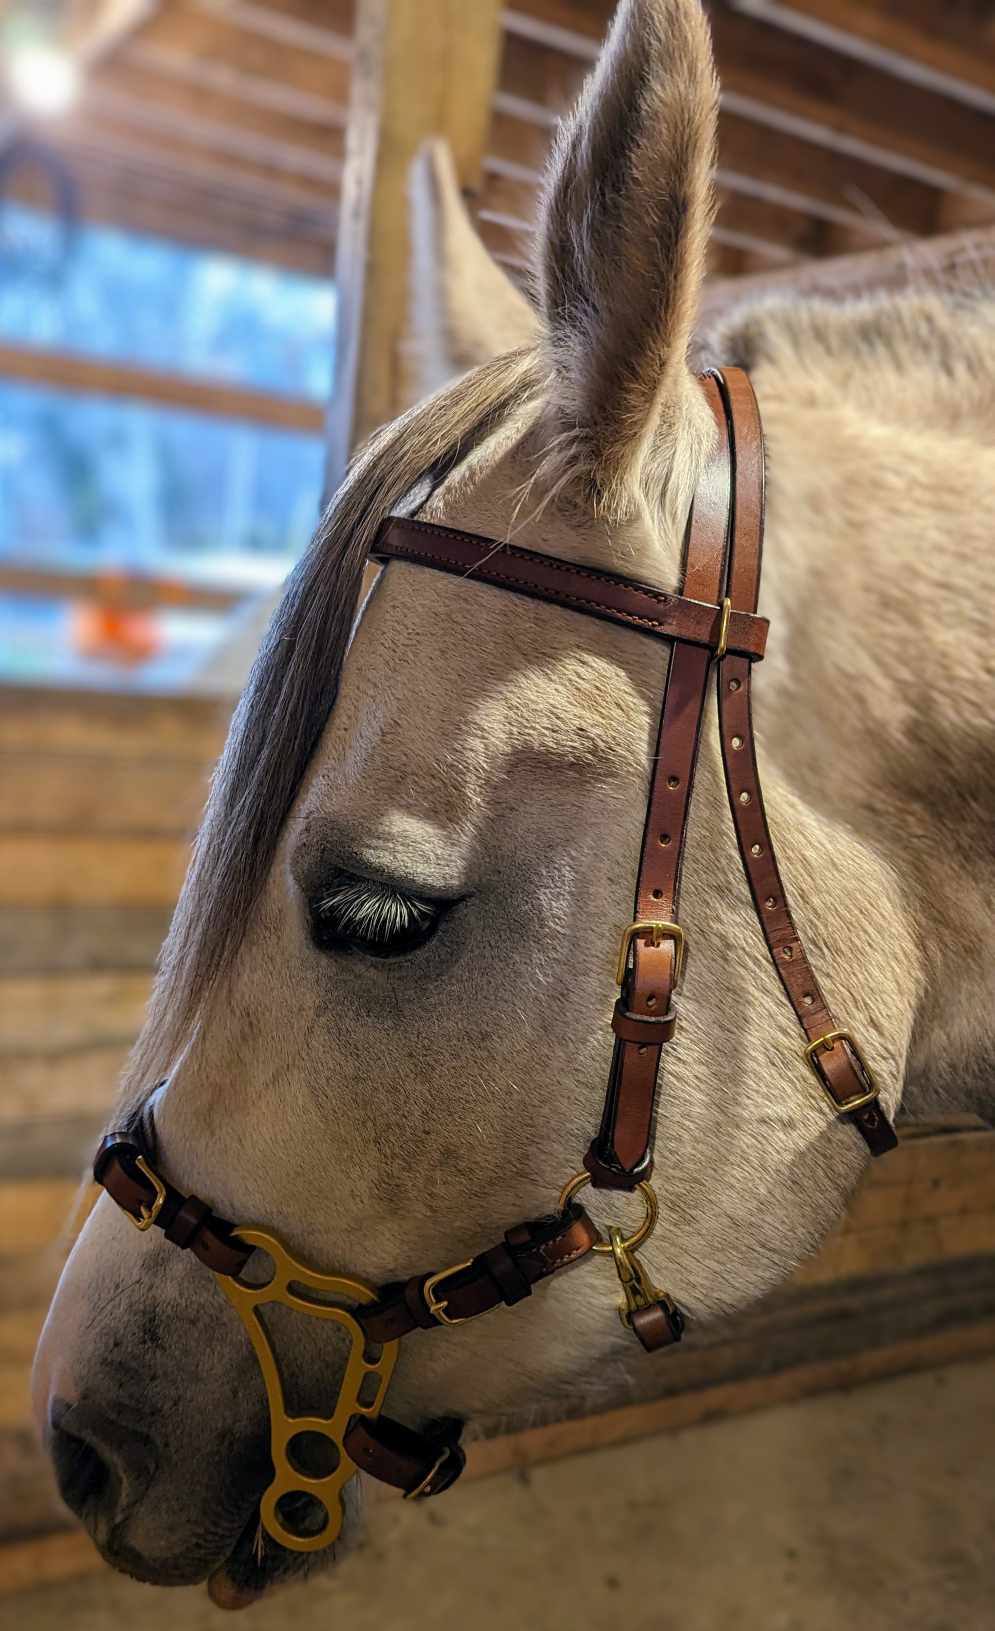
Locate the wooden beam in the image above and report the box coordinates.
[328,0,504,477]
[725,1,995,113]
[0,341,326,431]
[0,562,243,612]
[190,0,354,60]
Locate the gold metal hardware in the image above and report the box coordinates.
[615,920,687,987]
[713,596,732,661]
[804,1029,879,1114]
[127,1155,167,1232]
[423,1259,475,1326]
[607,1227,666,1330]
[403,1449,449,1501]
[557,1171,659,1255]
[214,1228,399,1553]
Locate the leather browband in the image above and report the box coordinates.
[373,519,769,662]
[92,367,897,1524]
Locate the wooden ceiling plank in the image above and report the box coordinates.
[724,1,995,113]
[84,81,343,183]
[708,2,995,198]
[120,39,347,125]
[97,53,347,163]
[190,0,354,61]
[128,0,351,106]
[329,0,504,476]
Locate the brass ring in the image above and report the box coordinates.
[557,1171,658,1254]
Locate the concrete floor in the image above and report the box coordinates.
[12,1359,995,1631]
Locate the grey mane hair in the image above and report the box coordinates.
[120,346,546,1111]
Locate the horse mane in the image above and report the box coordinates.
[123,346,545,1103]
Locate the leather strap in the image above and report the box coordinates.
[94,1134,253,1276]
[358,1207,600,1343]
[712,369,897,1157]
[343,1416,465,1500]
[584,374,732,1188]
[373,518,768,661]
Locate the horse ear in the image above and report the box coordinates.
[537,0,717,507]
[404,138,539,401]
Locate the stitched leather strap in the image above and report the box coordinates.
[584,374,732,1188]
[373,518,768,660]
[358,1206,599,1343]
[94,1134,253,1276]
[712,369,897,1157]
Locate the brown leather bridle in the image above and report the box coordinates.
[94,368,896,1553]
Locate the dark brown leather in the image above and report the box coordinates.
[584,375,732,1188]
[629,1298,685,1353]
[343,1416,465,1499]
[94,1135,253,1276]
[711,369,897,1157]
[358,1206,599,1344]
[373,518,768,661]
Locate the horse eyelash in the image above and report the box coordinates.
[312,874,438,945]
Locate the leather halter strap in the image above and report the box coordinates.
[94,1131,598,1498]
[712,370,897,1156]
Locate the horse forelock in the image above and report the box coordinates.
[119,347,545,1112]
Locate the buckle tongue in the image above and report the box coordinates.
[423,1259,475,1326]
[804,1029,879,1114]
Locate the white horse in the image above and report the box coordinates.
[33,0,994,1606]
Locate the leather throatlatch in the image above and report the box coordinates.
[93,367,896,1548]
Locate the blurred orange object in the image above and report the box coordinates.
[71,574,163,664]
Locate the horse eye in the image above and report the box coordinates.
[308,871,445,960]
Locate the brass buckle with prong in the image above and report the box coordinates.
[127,1155,167,1232]
[616,920,687,988]
[804,1029,879,1114]
[423,1259,476,1326]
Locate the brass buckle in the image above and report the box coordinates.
[403,1449,448,1501]
[804,1030,879,1114]
[127,1155,167,1232]
[423,1259,475,1326]
[616,920,687,988]
[713,596,732,662]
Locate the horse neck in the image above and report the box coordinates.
[751,349,995,1124]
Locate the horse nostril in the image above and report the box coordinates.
[50,1424,112,1516]
[47,1398,157,1526]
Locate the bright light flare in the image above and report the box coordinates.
[6,44,81,118]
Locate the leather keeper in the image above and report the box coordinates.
[583,1141,653,1191]
[164,1195,211,1249]
[630,1299,685,1353]
[482,1242,532,1306]
[611,1001,678,1045]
